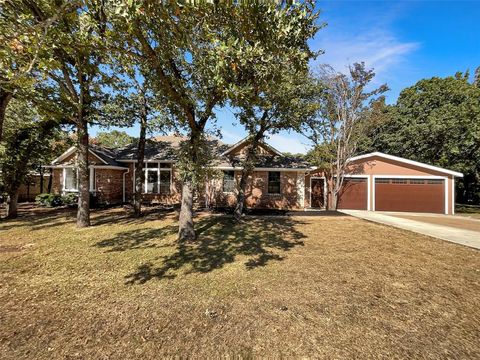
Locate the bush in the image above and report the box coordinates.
[35,193,79,207]
[35,193,64,207]
[62,193,78,206]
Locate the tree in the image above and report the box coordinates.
[303,63,387,209]
[0,98,61,218]
[20,1,112,228]
[232,70,319,221]
[93,130,135,148]
[0,0,59,141]
[109,0,319,240]
[361,71,480,204]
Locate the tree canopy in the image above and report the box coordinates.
[360,71,480,203]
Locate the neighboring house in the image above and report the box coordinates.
[46,136,463,214]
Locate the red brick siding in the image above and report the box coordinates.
[207,170,301,210]
[95,169,125,205]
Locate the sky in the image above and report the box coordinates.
[90,0,480,154]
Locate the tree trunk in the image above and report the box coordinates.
[0,90,13,142]
[133,114,147,217]
[76,118,90,228]
[178,131,200,241]
[47,168,53,193]
[5,188,19,219]
[178,174,196,241]
[234,170,248,222]
[39,167,44,194]
[234,135,262,222]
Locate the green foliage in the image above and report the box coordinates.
[362,72,480,203]
[35,193,63,207]
[0,98,64,196]
[35,192,77,207]
[93,130,135,148]
[304,63,387,171]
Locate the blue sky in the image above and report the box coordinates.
[91,0,480,153]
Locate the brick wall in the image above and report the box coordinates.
[95,169,125,205]
[207,170,302,210]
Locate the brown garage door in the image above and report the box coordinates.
[337,178,368,210]
[375,178,444,213]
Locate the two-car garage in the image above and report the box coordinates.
[308,152,463,215]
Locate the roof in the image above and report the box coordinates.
[348,152,464,177]
[50,135,309,170]
[220,136,283,157]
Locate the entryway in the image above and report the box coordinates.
[310,178,325,208]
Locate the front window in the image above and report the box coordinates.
[268,171,281,194]
[64,168,78,191]
[222,171,235,193]
[140,162,171,194]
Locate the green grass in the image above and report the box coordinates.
[456,204,480,218]
[1,206,479,359]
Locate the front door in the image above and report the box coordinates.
[311,178,325,208]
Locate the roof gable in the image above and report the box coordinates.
[348,152,463,177]
[221,137,283,157]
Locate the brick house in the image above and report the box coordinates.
[47,135,463,214]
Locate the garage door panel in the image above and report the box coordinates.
[338,178,368,210]
[375,178,444,213]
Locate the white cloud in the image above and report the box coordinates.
[312,29,420,86]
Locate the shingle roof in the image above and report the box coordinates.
[86,136,310,170]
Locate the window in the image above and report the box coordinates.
[268,172,281,194]
[427,179,443,185]
[138,162,171,194]
[375,178,390,184]
[160,171,171,194]
[64,168,78,191]
[392,179,408,184]
[222,171,235,193]
[146,169,159,193]
[410,179,426,185]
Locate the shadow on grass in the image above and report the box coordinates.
[104,216,307,284]
[95,225,178,252]
[0,204,176,231]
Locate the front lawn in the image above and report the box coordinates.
[456,204,480,219]
[0,206,479,358]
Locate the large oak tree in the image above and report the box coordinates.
[108,0,319,240]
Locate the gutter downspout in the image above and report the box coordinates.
[122,167,130,203]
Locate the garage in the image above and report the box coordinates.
[374,178,445,214]
[337,178,368,210]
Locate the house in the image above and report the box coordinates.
[46,136,463,214]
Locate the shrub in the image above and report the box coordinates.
[35,193,64,207]
[62,193,78,206]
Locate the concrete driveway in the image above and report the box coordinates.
[341,210,480,250]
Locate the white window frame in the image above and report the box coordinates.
[222,170,236,194]
[133,162,172,195]
[63,167,78,192]
[62,166,96,193]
